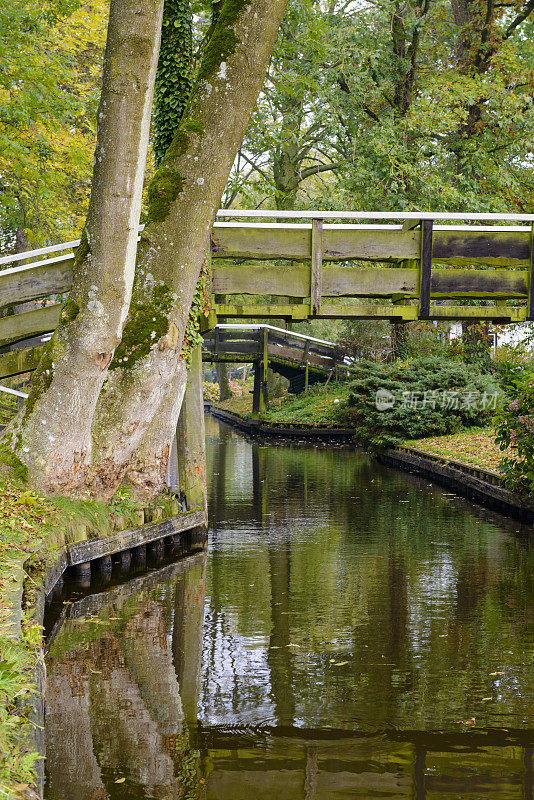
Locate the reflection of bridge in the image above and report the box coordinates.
[203,324,345,408]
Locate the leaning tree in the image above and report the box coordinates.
[3,0,290,500]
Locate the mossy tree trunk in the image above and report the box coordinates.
[217,363,232,402]
[88,0,291,500]
[4,0,164,494]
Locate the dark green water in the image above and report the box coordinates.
[45,415,534,799]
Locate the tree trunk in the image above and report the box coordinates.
[87,0,290,500]
[461,320,492,369]
[4,0,164,494]
[217,362,232,401]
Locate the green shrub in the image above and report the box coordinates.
[494,374,534,495]
[341,357,501,448]
[492,342,534,393]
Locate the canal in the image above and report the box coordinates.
[44,415,534,799]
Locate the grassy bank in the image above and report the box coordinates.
[406,428,505,473]
[0,479,155,797]
[214,382,351,427]
[213,383,506,477]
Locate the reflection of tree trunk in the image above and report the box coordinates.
[172,560,207,723]
[119,601,184,736]
[454,556,487,622]
[524,746,533,800]
[46,660,108,800]
[304,744,318,800]
[414,747,426,800]
[268,542,296,725]
[89,635,177,796]
[387,549,408,661]
[212,422,230,521]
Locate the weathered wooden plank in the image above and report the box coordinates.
[323,227,420,261]
[419,220,433,318]
[213,303,311,320]
[318,303,418,320]
[0,345,44,379]
[212,263,309,296]
[212,226,310,260]
[205,340,261,356]
[311,219,323,314]
[431,268,528,298]
[0,304,62,347]
[432,230,531,266]
[0,255,73,310]
[429,305,527,322]
[211,225,421,261]
[67,509,206,567]
[213,263,529,299]
[212,225,531,265]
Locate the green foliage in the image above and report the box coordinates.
[263,381,351,426]
[181,259,212,363]
[154,0,193,166]
[492,339,534,392]
[0,0,107,248]
[342,357,501,448]
[494,374,534,495]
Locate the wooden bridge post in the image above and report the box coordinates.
[175,344,207,514]
[252,329,269,417]
[418,219,433,319]
[303,339,310,391]
[311,218,324,315]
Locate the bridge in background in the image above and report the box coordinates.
[203,324,345,412]
[0,211,533,360]
[0,209,532,506]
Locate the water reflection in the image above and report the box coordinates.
[45,557,206,799]
[45,416,534,799]
[201,416,534,798]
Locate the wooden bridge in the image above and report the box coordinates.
[0,210,533,381]
[203,324,345,412]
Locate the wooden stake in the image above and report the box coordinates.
[311,219,324,315]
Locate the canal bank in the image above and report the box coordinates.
[208,404,534,525]
[0,481,206,800]
[43,415,534,799]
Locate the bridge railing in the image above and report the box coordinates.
[202,324,343,372]
[0,211,532,364]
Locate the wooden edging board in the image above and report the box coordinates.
[209,406,356,441]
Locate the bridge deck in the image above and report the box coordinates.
[0,211,531,368]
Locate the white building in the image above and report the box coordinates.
[448,321,534,349]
